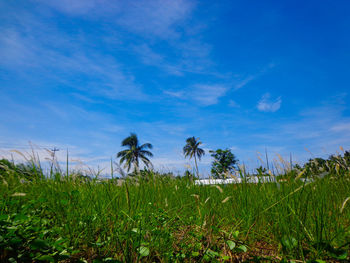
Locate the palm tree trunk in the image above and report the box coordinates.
[194,155,199,179]
[134,160,140,175]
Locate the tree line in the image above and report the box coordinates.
[117,133,239,179]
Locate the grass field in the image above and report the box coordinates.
[0,155,350,262]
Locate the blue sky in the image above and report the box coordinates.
[1,0,350,176]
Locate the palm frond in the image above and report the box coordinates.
[140,156,152,167]
[117,149,130,158]
[117,133,153,173]
[140,143,153,150]
[196,148,205,160]
[121,133,138,147]
[140,150,153,158]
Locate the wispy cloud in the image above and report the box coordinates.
[257,93,281,112]
[331,123,350,132]
[234,63,276,90]
[133,41,214,76]
[26,0,224,79]
[191,84,228,106]
[24,0,219,82]
[235,75,256,90]
[132,44,184,76]
[252,105,350,160]
[0,15,147,101]
[163,90,185,99]
[163,84,229,106]
[228,100,240,108]
[34,0,105,15]
[36,0,194,38]
[116,0,194,38]
[133,44,164,66]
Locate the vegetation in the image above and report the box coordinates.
[0,150,349,262]
[117,133,153,174]
[210,149,239,179]
[183,136,205,178]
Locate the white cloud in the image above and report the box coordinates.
[190,84,229,106]
[257,93,281,112]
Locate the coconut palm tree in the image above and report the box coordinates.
[117,133,153,174]
[183,136,205,178]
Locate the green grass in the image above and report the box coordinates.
[0,158,350,262]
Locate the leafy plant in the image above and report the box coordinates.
[209,148,239,179]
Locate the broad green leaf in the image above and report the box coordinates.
[281,236,297,250]
[138,246,149,257]
[14,214,28,222]
[206,249,219,257]
[226,240,236,250]
[131,228,139,233]
[236,245,247,253]
[103,258,122,263]
[71,190,80,196]
[36,255,55,262]
[0,214,9,221]
[59,249,70,256]
[221,255,230,260]
[30,239,49,250]
[60,199,68,205]
[191,251,200,257]
[9,237,22,245]
[330,249,348,260]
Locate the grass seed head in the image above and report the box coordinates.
[340,197,350,213]
[12,192,26,197]
[222,196,231,203]
[213,185,223,193]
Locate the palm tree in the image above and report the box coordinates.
[183,136,205,178]
[117,133,153,174]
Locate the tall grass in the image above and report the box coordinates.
[0,155,349,262]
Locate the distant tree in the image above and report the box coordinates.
[0,159,43,180]
[0,159,15,178]
[117,133,153,174]
[256,166,268,177]
[344,151,350,165]
[209,149,238,179]
[184,170,194,181]
[183,136,205,178]
[303,157,327,174]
